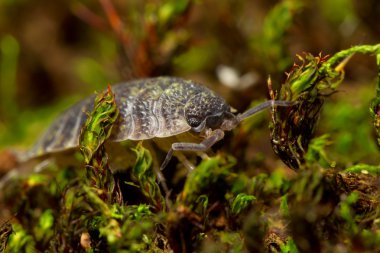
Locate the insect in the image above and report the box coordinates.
[22,76,292,170]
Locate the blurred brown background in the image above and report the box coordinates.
[0,0,379,164]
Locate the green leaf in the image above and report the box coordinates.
[34,209,54,242]
[181,156,235,206]
[131,143,165,210]
[345,164,380,174]
[158,0,190,25]
[280,238,299,253]
[231,193,256,215]
[79,86,119,164]
[280,195,289,218]
[7,224,35,253]
[304,134,332,167]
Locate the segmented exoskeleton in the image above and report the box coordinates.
[26,77,292,169]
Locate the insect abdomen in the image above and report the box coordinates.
[27,97,95,159]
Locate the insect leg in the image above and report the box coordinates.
[160,129,225,170]
[176,151,196,171]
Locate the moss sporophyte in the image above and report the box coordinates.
[270,44,380,170]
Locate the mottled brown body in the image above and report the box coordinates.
[28,77,230,160]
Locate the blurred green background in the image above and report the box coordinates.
[0,0,379,165]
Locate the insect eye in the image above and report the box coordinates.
[188,117,202,128]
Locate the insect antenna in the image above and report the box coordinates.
[236,100,294,122]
